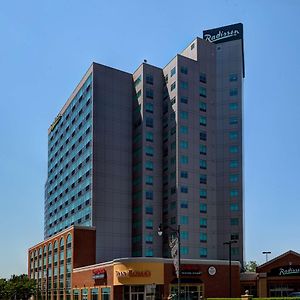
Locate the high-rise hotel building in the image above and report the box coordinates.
[31,24,244,288]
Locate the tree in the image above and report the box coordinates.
[244,261,258,272]
[0,278,7,299]
[1,274,36,300]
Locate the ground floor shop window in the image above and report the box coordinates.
[101,287,110,300]
[81,288,88,300]
[73,289,79,300]
[123,285,162,300]
[91,287,98,300]
[170,284,203,300]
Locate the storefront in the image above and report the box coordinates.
[72,257,240,300]
[256,250,300,297]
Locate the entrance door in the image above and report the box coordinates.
[131,293,145,300]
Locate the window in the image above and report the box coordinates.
[180,66,188,74]
[199,116,207,126]
[134,75,142,86]
[199,86,207,97]
[230,203,239,211]
[180,140,188,149]
[145,103,153,113]
[171,82,176,91]
[200,159,207,169]
[181,247,189,255]
[229,103,238,110]
[146,88,154,99]
[229,116,238,125]
[229,131,238,140]
[191,43,195,50]
[199,101,207,112]
[181,186,188,193]
[230,160,238,168]
[146,117,153,128]
[145,161,153,170]
[145,248,153,257]
[200,232,207,242]
[231,233,239,240]
[180,155,188,164]
[145,175,153,185]
[171,96,176,105]
[171,67,176,77]
[200,131,207,141]
[199,72,207,83]
[180,81,188,89]
[146,219,153,229]
[200,144,207,155]
[180,171,188,178]
[230,146,238,153]
[230,88,238,96]
[230,189,238,197]
[165,74,168,84]
[171,141,176,150]
[200,247,207,257]
[181,96,188,104]
[180,231,189,240]
[231,247,239,255]
[230,218,239,225]
[146,74,153,85]
[200,189,207,199]
[145,206,153,214]
[145,190,153,200]
[145,234,153,244]
[230,174,239,183]
[146,132,153,142]
[135,90,141,100]
[171,127,176,135]
[180,125,188,134]
[229,74,238,82]
[170,217,176,225]
[200,174,207,184]
[180,111,188,120]
[200,218,207,228]
[180,200,188,208]
[200,203,207,213]
[180,216,189,224]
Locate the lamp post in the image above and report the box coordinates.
[262,251,271,263]
[158,224,181,300]
[223,240,237,298]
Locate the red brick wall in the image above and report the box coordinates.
[164,263,240,298]
[73,228,96,268]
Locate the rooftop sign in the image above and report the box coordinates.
[203,23,243,44]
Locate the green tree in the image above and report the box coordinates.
[244,261,258,272]
[4,274,36,300]
[0,278,7,299]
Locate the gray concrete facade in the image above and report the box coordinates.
[45,24,244,265]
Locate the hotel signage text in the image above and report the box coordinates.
[116,270,151,278]
[92,268,106,279]
[203,23,243,44]
[269,266,300,277]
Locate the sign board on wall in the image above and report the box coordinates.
[269,266,300,277]
[203,23,243,44]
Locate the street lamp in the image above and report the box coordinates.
[223,240,237,298]
[262,251,271,262]
[158,224,181,300]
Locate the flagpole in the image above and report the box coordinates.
[158,224,181,300]
[177,224,181,300]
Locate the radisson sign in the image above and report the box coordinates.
[203,23,243,44]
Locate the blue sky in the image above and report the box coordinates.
[0,0,299,278]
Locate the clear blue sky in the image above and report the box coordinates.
[0,0,299,278]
